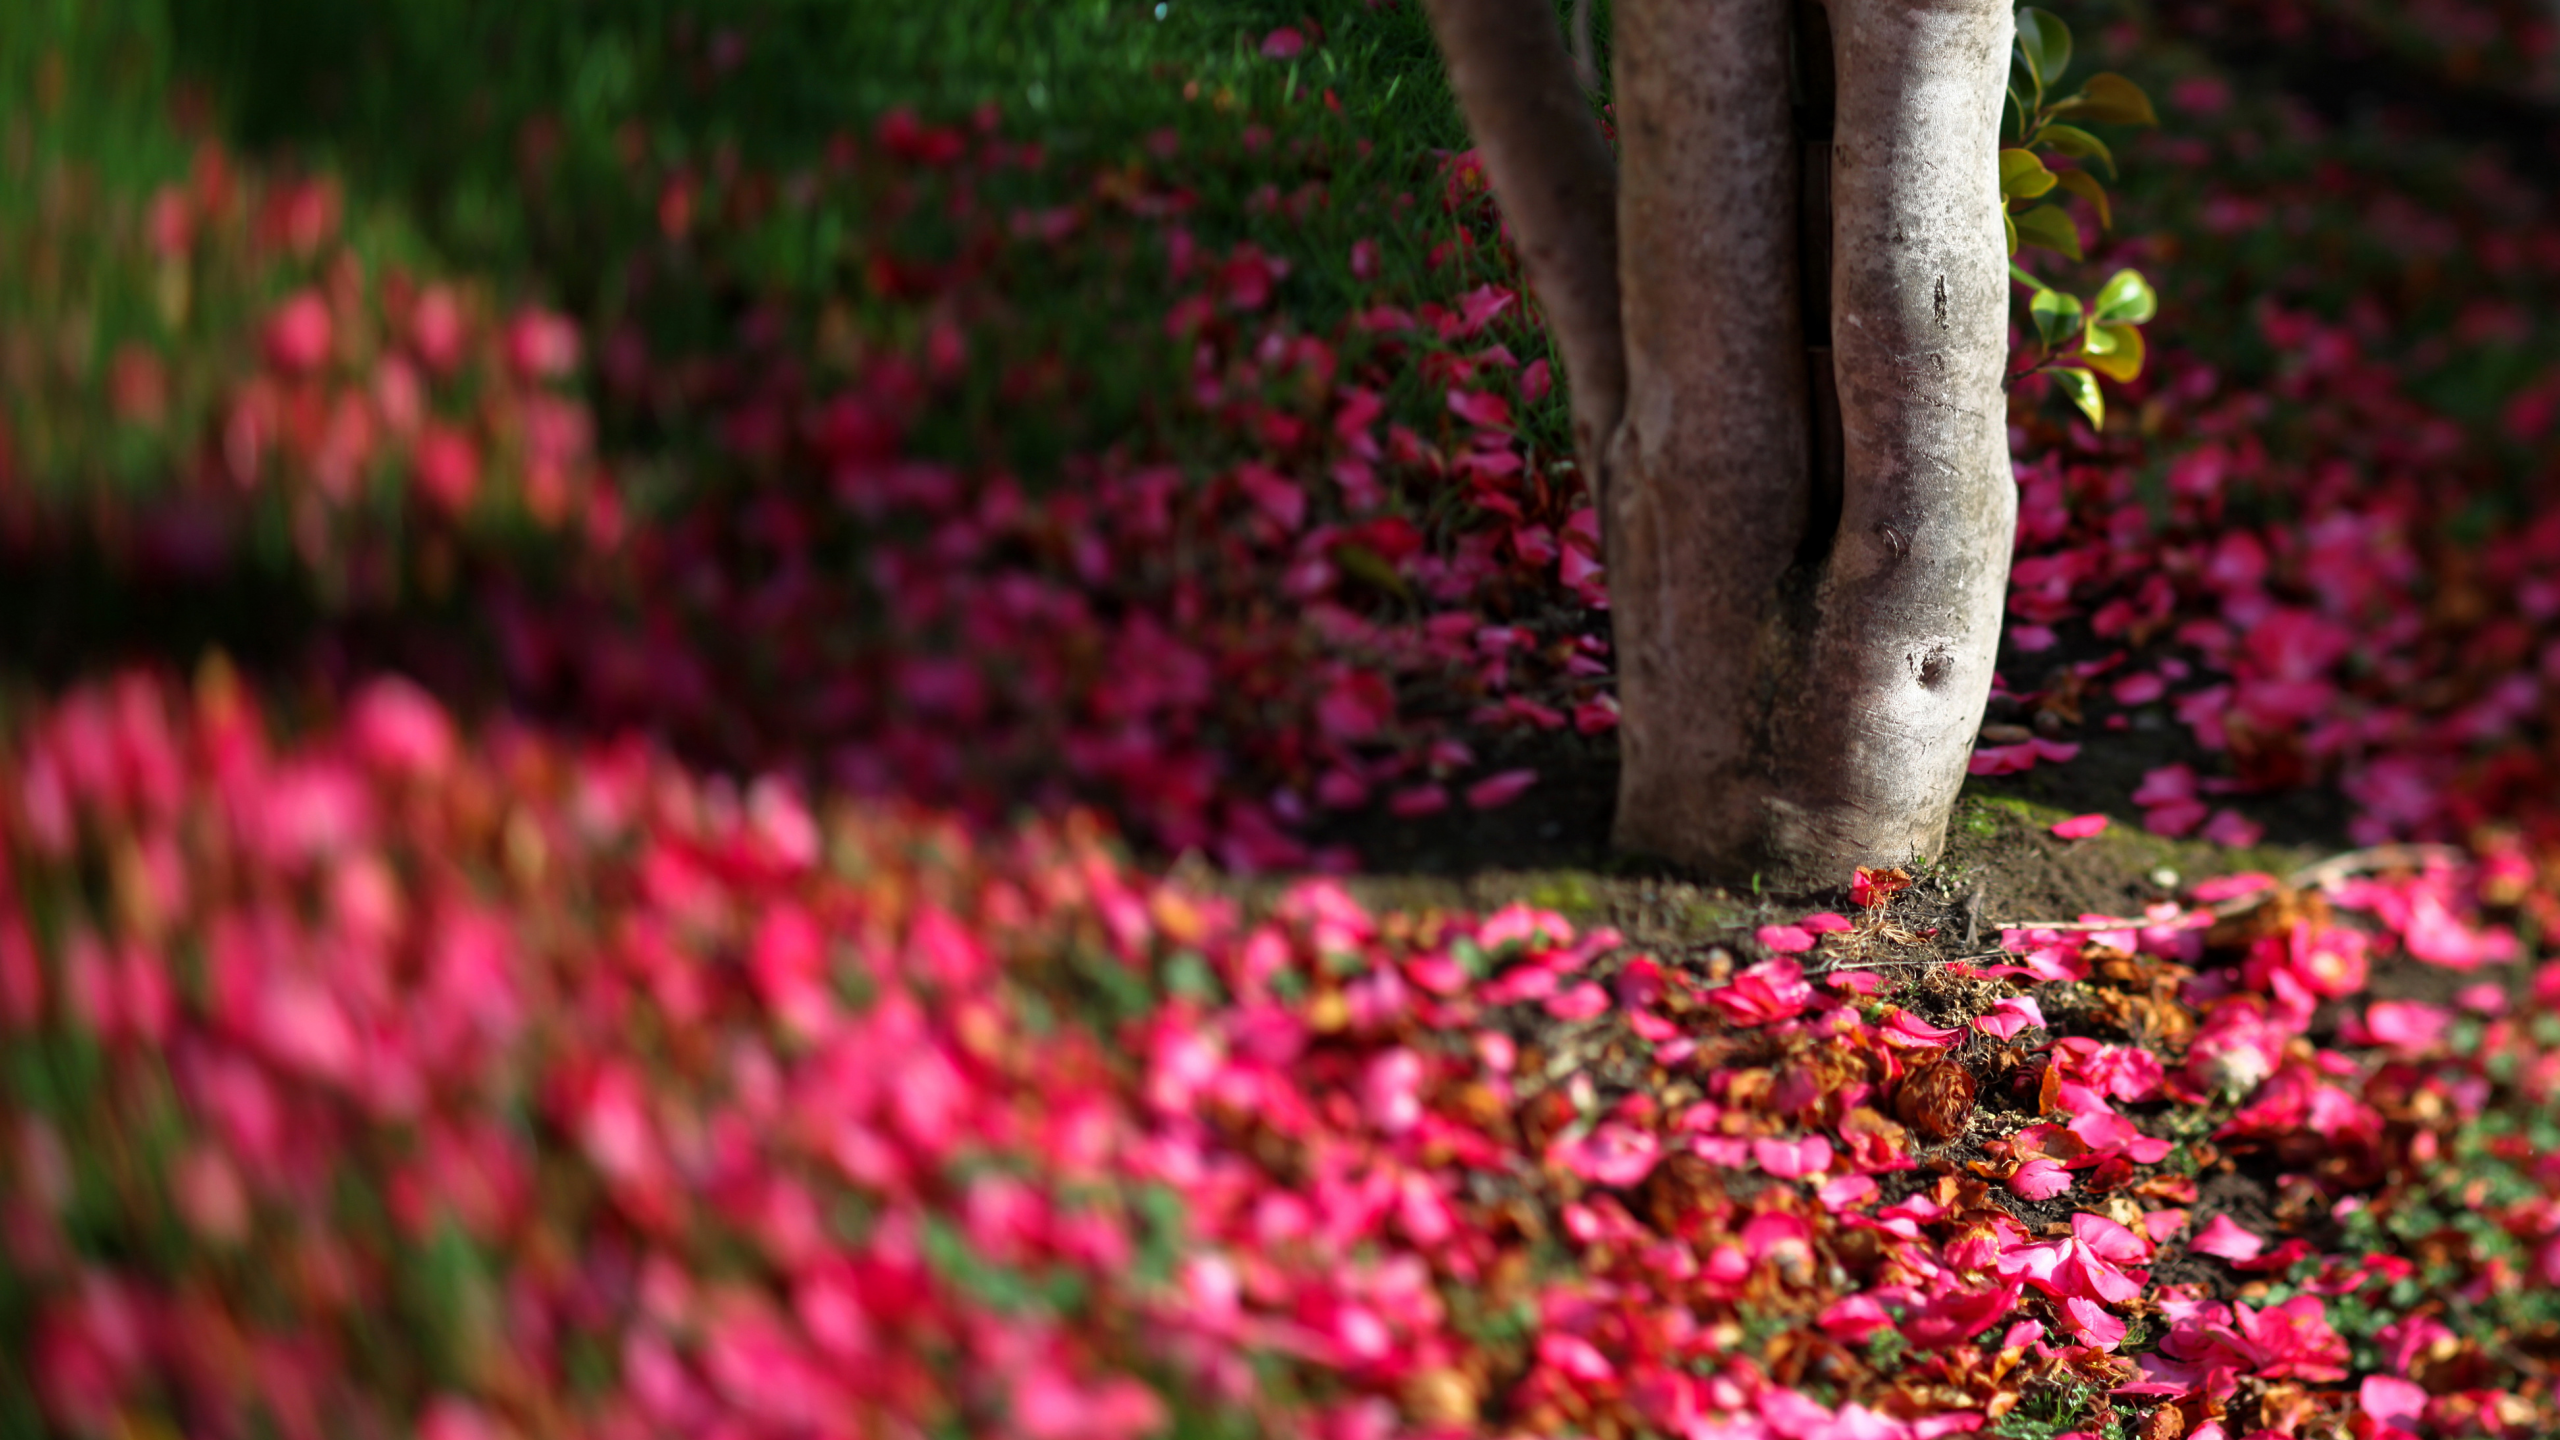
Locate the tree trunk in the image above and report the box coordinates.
[1606,0,1814,875]
[1775,0,2016,883]
[1418,0,1626,490]
[1427,0,2016,889]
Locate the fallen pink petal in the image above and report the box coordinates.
[2191,1213,2268,1262]
[1465,768,1538,809]
[2010,1158,2073,1200]
[1755,924,1818,954]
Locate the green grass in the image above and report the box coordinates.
[4,0,1613,494]
[2,0,1609,591]
[143,0,1483,289]
[1948,791,2312,891]
[1990,1383,2133,1440]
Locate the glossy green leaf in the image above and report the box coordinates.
[2015,8,2072,93]
[2092,268,2157,324]
[2004,211,2019,256]
[2037,122,2115,178]
[2000,148,2058,201]
[2054,168,2112,229]
[2012,204,2082,260]
[2052,366,2104,427]
[2009,261,2049,291]
[2083,321,2145,381]
[2009,47,2039,106]
[2003,86,2026,142]
[2030,287,2085,350]
[2051,72,2159,127]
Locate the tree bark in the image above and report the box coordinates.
[1418,0,1627,488]
[1428,0,2016,889]
[1772,0,2016,882]
[1606,0,1813,872]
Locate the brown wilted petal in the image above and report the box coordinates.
[1895,1059,1978,1143]
[1401,1366,1480,1427]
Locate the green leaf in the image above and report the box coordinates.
[2050,72,2159,127]
[1999,148,2058,201]
[2052,366,2104,428]
[1333,543,1411,597]
[2009,261,2050,290]
[2003,86,2027,142]
[2083,321,2146,381]
[2010,51,2039,112]
[2054,168,2112,229]
[2004,211,2019,256]
[2015,8,2072,93]
[2037,122,2115,178]
[2030,288,2085,350]
[2011,204,2082,260]
[1161,950,1221,1001]
[2091,267,2157,324]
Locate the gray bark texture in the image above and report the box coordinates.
[1425,0,2017,888]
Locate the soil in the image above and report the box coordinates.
[2148,1161,2288,1299]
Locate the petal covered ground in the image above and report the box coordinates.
[4,671,2559,1438]
[4,2,2560,1438]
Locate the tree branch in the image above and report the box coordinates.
[1421,0,1626,493]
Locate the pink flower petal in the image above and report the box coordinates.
[2359,999,2453,1054]
[1543,981,1609,1021]
[1817,1173,1879,1212]
[1974,995,2047,1040]
[1706,957,1814,1027]
[1465,768,1537,809]
[2190,872,2278,903]
[1755,924,1817,954]
[1258,26,1307,59]
[1447,388,1511,429]
[2457,981,2509,1015]
[2201,807,2265,847]
[2009,1158,2073,1200]
[1799,911,1855,934]
[1817,1294,1892,1342]
[2359,1375,2428,1428]
[1554,1122,1660,1186]
[2190,1213,2266,1262]
[1387,784,1448,818]
[2050,813,2109,839]
[1878,1008,1968,1048]
[1968,742,2037,776]
[2143,798,2210,837]
[2071,1211,2154,1264]
[1752,1134,1834,1179]
[2058,1295,2128,1350]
